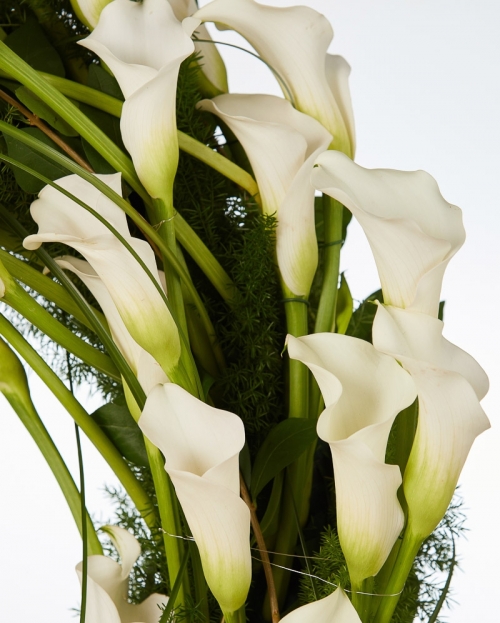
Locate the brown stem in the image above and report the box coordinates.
[240,473,280,623]
[0,88,94,172]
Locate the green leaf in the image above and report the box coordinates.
[259,471,284,541]
[336,273,353,335]
[3,127,68,193]
[346,289,383,343]
[91,402,149,467]
[87,64,124,101]
[16,86,79,137]
[4,16,64,77]
[251,419,317,499]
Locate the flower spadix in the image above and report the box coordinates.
[79,0,199,200]
[139,383,251,614]
[195,0,353,155]
[76,525,168,623]
[287,333,416,584]
[55,256,168,396]
[23,174,181,376]
[198,94,331,295]
[280,588,361,623]
[373,304,490,540]
[311,151,465,317]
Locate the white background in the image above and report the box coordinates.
[1,0,499,620]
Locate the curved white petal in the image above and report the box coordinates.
[23,175,181,376]
[372,304,489,400]
[76,570,122,623]
[139,384,251,614]
[311,151,465,316]
[198,94,331,294]
[325,54,356,155]
[372,304,490,539]
[195,0,351,154]
[287,334,416,583]
[280,588,361,623]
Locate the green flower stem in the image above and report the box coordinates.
[224,607,246,623]
[0,259,119,380]
[310,196,344,420]
[0,119,239,309]
[351,577,374,623]
[0,313,157,528]
[145,437,188,608]
[0,248,107,331]
[2,388,102,555]
[0,70,259,199]
[269,289,310,606]
[372,528,422,623]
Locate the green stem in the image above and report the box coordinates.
[372,528,422,623]
[159,544,190,623]
[0,248,107,331]
[351,577,374,623]
[224,606,246,623]
[0,264,119,380]
[0,313,157,529]
[2,390,102,555]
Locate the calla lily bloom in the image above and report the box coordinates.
[280,588,361,622]
[76,525,168,623]
[168,0,228,94]
[55,256,168,396]
[139,383,251,615]
[198,94,332,295]
[287,333,416,585]
[373,304,490,540]
[23,174,181,377]
[79,0,199,200]
[195,0,353,155]
[311,151,465,317]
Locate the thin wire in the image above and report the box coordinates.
[67,351,88,623]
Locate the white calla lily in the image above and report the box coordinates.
[195,0,353,155]
[138,383,251,614]
[76,525,168,623]
[23,174,181,376]
[280,587,361,623]
[311,151,465,317]
[373,304,490,539]
[287,333,416,584]
[79,0,199,200]
[198,94,331,295]
[55,256,168,395]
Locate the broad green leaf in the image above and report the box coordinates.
[259,471,284,542]
[16,86,79,137]
[4,16,64,77]
[251,419,317,499]
[91,402,149,467]
[335,273,353,335]
[87,64,124,101]
[4,127,68,192]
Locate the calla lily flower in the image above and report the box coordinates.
[198,94,332,295]
[195,0,353,155]
[69,0,111,29]
[138,383,251,615]
[79,0,199,200]
[55,256,168,396]
[287,333,416,585]
[168,0,228,94]
[23,174,181,376]
[76,525,168,623]
[311,151,465,317]
[373,304,490,540]
[280,588,361,622]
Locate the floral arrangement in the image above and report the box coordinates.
[0,0,489,622]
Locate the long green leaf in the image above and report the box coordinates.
[251,419,317,500]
